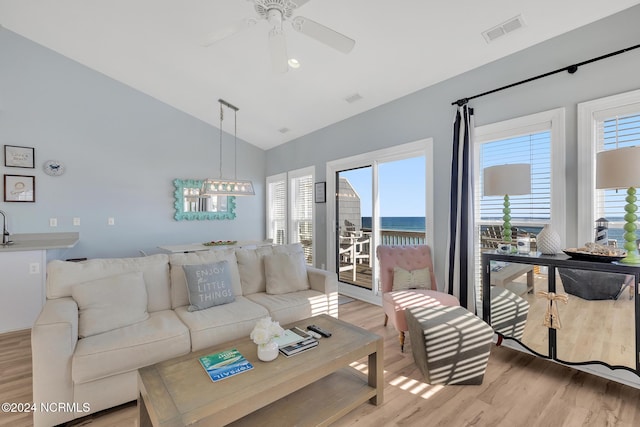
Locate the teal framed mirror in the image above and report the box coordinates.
[173,179,236,221]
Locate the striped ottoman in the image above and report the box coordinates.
[405,305,494,385]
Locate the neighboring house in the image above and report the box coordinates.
[337,177,362,236]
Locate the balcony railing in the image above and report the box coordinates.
[360,228,426,248]
[339,229,426,289]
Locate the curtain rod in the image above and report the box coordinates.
[452,43,640,107]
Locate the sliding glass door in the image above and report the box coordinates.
[337,166,373,288]
[327,140,432,302]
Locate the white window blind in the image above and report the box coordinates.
[595,111,640,245]
[479,131,551,224]
[266,167,315,265]
[290,173,314,263]
[267,175,286,245]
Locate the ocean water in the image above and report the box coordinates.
[361,216,425,231]
[361,218,631,247]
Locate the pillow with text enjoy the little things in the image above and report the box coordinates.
[182,260,235,312]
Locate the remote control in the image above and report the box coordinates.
[293,326,317,339]
[307,324,332,338]
[304,329,322,339]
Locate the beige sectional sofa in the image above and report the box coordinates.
[31,243,338,427]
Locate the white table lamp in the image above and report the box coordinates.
[483,164,531,243]
[596,146,640,264]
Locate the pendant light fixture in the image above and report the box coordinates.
[201,99,255,196]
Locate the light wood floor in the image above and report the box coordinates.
[501,271,635,369]
[2,300,640,427]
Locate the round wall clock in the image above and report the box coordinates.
[43,160,65,176]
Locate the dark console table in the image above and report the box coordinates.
[481,251,640,385]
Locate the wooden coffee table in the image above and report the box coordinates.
[138,314,383,427]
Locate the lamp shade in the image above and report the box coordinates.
[596,146,640,189]
[483,164,531,196]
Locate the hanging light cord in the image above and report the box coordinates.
[217,98,240,180]
[234,107,238,180]
[219,102,224,179]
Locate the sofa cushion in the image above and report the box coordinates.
[264,251,310,295]
[174,296,269,351]
[72,310,190,384]
[47,254,171,312]
[235,246,274,295]
[72,272,149,338]
[272,242,305,255]
[392,266,432,291]
[169,250,243,309]
[183,261,235,312]
[246,290,328,325]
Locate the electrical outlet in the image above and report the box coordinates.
[49,218,57,227]
[108,217,115,226]
[73,217,81,226]
[29,263,40,274]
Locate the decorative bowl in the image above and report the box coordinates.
[562,249,625,263]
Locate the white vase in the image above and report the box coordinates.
[537,224,561,254]
[257,341,279,362]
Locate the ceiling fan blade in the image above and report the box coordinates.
[268,27,289,73]
[291,0,312,9]
[291,16,355,54]
[202,18,257,47]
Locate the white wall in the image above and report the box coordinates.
[0,30,266,260]
[266,5,640,286]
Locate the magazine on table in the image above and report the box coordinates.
[199,348,254,382]
[279,337,319,357]
[272,327,314,348]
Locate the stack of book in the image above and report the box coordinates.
[279,338,318,357]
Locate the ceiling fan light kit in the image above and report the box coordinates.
[205,0,355,72]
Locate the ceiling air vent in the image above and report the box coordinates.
[482,15,525,43]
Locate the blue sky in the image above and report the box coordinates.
[339,156,426,217]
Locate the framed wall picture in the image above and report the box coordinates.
[4,174,35,202]
[4,145,35,168]
[315,181,326,203]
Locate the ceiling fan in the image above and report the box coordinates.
[203,0,355,73]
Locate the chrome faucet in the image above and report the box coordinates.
[0,210,12,245]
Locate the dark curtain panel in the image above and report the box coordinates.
[446,104,476,313]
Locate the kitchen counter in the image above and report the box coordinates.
[0,232,80,333]
[0,232,79,252]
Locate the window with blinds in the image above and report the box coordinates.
[267,176,287,245]
[479,131,551,226]
[266,167,315,265]
[290,173,314,263]
[595,111,640,246]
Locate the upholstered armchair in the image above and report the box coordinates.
[377,245,460,351]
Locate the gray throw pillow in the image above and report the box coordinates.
[182,260,235,312]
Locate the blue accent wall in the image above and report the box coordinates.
[0,30,265,259]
